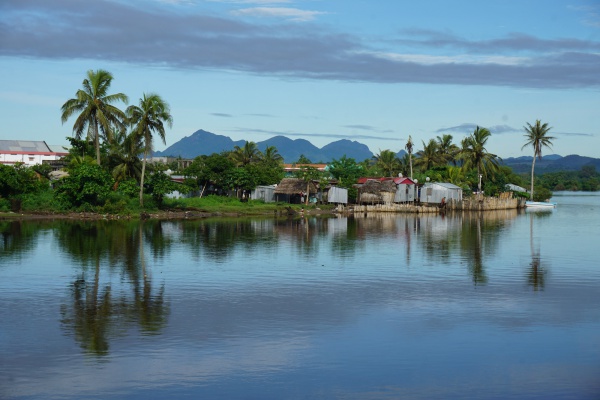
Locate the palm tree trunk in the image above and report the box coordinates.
[530,155,537,200]
[409,154,413,179]
[139,151,147,208]
[94,122,101,165]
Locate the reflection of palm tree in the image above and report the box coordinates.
[135,223,169,333]
[61,262,119,356]
[527,214,546,290]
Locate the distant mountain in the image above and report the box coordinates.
[157,129,600,170]
[501,154,600,173]
[156,129,245,159]
[157,129,378,162]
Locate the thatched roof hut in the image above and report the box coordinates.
[274,178,317,195]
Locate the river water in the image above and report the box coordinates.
[1,192,599,399]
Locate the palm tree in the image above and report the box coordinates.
[109,129,143,189]
[373,149,400,177]
[126,93,173,207]
[436,134,459,165]
[262,145,284,165]
[405,135,414,179]
[522,120,554,200]
[459,126,501,193]
[61,69,128,165]
[230,141,262,166]
[415,139,441,172]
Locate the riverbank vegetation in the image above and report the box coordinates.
[1,69,596,216]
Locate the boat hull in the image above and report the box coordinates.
[525,201,557,208]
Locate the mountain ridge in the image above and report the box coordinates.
[156,129,599,172]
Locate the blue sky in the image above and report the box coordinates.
[0,0,599,159]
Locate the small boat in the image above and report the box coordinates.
[525,201,557,208]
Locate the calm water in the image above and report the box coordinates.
[1,193,599,399]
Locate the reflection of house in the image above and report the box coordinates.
[0,140,68,167]
[419,182,462,203]
[356,177,416,204]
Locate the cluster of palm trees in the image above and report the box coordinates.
[229,141,283,166]
[61,69,173,207]
[372,122,554,198]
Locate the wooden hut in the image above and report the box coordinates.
[357,179,382,204]
[274,178,317,204]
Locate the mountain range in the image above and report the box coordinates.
[157,129,600,173]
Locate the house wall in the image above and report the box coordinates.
[394,184,415,202]
[250,186,276,203]
[0,152,66,166]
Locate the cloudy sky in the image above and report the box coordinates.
[1,0,599,158]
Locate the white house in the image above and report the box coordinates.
[0,140,68,167]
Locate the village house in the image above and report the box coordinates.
[0,140,68,168]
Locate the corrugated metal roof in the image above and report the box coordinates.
[426,182,462,190]
[0,140,51,152]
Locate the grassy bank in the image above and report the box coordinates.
[1,191,336,219]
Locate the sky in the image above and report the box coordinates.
[0,0,599,159]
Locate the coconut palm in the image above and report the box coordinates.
[522,120,554,200]
[459,126,501,193]
[61,69,128,165]
[415,139,442,172]
[262,145,284,165]
[126,93,173,207]
[110,129,143,189]
[405,135,414,179]
[436,134,459,165]
[230,141,262,166]
[373,149,400,177]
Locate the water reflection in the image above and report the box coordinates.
[527,211,552,291]
[57,221,169,356]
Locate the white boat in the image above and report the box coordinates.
[525,201,557,208]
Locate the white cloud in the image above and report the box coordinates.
[231,7,326,21]
[370,51,529,66]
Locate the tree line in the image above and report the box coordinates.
[0,68,581,213]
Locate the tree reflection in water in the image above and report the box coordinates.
[527,211,550,291]
[59,221,169,356]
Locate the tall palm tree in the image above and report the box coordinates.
[522,120,554,200]
[436,134,459,165]
[459,126,501,193]
[415,139,441,172]
[230,141,262,166]
[373,149,400,177]
[405,135,414,179]
[262,145,284,165]
[110,129,143,189]
[61,69,128,165]
[126,93,173,207]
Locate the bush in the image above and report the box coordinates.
[54,164,113,210]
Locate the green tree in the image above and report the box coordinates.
[54,164,113,209]
[415,139,442,172]
[373,149,400,177]
[230,141,262,166]
[262,145,284,166]
[145,170,180,207]
[296,154,312,164]
[126,93,173,208]
[436,134,459,165]
[522,120,555,200]
[459,127,501,193]
[61,69,128,165]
